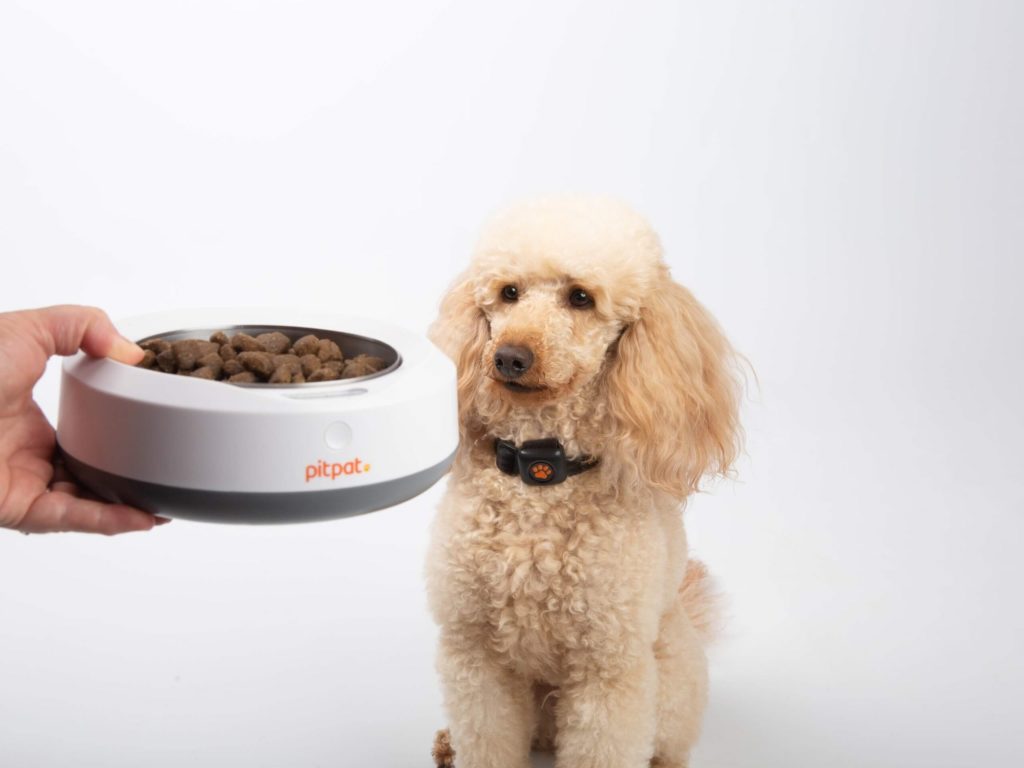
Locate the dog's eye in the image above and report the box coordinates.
[501,285,519,302]
[568,288,594,309]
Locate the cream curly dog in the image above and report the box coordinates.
[425,197,742,768]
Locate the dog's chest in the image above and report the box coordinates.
[453,483,621,680]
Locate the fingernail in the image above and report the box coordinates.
[111,336,145,364]
[154,516,172,525]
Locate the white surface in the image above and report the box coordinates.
[1,1,1022,766]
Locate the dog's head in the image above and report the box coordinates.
[430,197,742,498]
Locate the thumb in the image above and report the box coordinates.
[28,305,144,364]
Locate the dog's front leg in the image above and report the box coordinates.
[554,652,658,768]
[436,632,534,768]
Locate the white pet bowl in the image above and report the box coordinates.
[56,309,458,524]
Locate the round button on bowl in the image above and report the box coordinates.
[324,421,353,451]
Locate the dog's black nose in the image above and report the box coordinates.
[494,345,534,378]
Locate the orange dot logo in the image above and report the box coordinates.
[529,461,554,482]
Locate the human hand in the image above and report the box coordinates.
[0,305,169,535]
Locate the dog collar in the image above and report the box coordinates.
[493,437,599,486]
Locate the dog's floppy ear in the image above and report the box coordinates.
[604,267,742,498]
[428,269,489,436]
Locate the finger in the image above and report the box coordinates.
[27,305,144,364]
[50,455,74,485]
[69,484,170,527]
[48,481,81,496]
[20,490,163,535]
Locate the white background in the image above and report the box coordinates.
[1,1,1021,766]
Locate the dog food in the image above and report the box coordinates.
[136,331,387,384]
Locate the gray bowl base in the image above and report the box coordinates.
[59,447,454,525]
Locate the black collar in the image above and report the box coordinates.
[494,437,599,486]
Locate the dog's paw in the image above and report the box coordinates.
[432,728,455,767]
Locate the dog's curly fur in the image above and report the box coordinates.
[425,197,742,768]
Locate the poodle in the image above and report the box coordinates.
[424,197,742,768]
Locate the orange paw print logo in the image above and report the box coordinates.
[529,461,554,482]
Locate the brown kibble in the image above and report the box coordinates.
[268,366,294,384]
[269,359,302,384]
[272,354,301,369]
[317,338,343,362]
[197,353,223,376]
[156,349,177,372]
[257,332,291,355]
[172,340,217,370]
[359,354,386,372]
[196,340,220,357]
[308,367,340,382]
[342,354,386,379]
[299,354,321,377]
[230,333,263,352]
[172,340,201,371]
[141,339,171,355]
[138,328,385,386]
[237,351,274,378]
[291,334,319,357]
[191,366,218,380]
